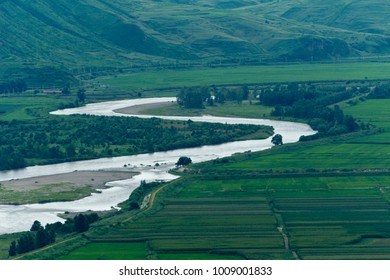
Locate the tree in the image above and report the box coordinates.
[271,134,283,146]
[77,88,86,103]
[17,232,36,254]
[65,144,76,158]
[176,156,192,166]
[30,220,42,231]
[62,85,71,95]
[74,214,89,232]
[8,241,16,257]
[36,227,50,248]
[177,87,209,109]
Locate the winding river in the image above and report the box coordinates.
[0,98,316,234]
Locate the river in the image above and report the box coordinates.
[0,98,316,234]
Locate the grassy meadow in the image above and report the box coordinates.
[96,62,390,91]
[0,96,64,121]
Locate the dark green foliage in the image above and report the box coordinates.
[16,232,36,254]
[126,180,163,211]
[368,84,390,99]
[8,241,16,257]
[177,86,249,109]
[271,134,283,146]
[260,83,361,138]
[36,228,51,248]
[0,80,27,94]
[0,115,264,171]
[61,85,71,95]
[30,220,42,232]
[176,156,192,166]
[9,214,99,256]
[86,213,99,224]
[77,89,86,103]
[10,221,56,256]
[1,67,78,89]
[0,148,26,170]
[177,87,210,108]
[74,214,89,233]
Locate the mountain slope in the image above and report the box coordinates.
[1,0,390,76]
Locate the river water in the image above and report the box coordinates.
[0,98,316,234]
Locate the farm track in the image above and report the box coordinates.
[13,236,80,260]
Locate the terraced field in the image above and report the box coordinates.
[87,183,290,260]
[14,95,390,260]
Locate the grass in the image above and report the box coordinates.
[96,62,390,91]
[139,100,273,119]
[0,183,99,205]
[0,96,64,121]
[58,242,147,260]
[5,79,390,260]
[67,97,390,260]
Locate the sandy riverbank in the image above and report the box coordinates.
[114,101,173,115]
[0,170,138,205]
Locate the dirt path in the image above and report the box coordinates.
[277,226,290,250]
[13,236,80,260]
[123,182,173,223]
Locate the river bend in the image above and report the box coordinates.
[0,98,316,234]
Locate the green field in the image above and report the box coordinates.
[5,0,390,261]
[0,183,99,205]
[4,74,390,260]
[26,97,389,260]
[96,62,390,91]
[0,96,63,121]
[137,100,273,119]
[59,243,147,260]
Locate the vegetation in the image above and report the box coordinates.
[4,0,390,78]
[0,113,272,171]
[4,0,390,259]
[8,213,100,258]
[271,134,283,146]
[124,180,163,211]
[259,83,362,138]
[12,81,390,260]
[176,156,192,167]
[9,221,56,256]
[96,63,390,92]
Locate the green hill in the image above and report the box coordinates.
[2,0,390,84]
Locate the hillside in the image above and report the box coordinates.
[2,0,390,83]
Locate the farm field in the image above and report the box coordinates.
[33,98,390,260]
[58,243,147,260]
[0,96,64,121]
[4,0,390,263]
[96,62,390,91]
[217,99,390,172]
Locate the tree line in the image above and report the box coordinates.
[368,83,390,99]
[125,180,163,211]
[177,85,250,108]
[259,83,362,139]
[9,213,99,257]
[0,79,27,94]
[0,115,268,171]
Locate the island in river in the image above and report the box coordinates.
[0,170,138,205]
[0,98,316,235]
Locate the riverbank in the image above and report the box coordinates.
[0,170,138,205]
[114,100,175,115]
[0,97,315,235]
